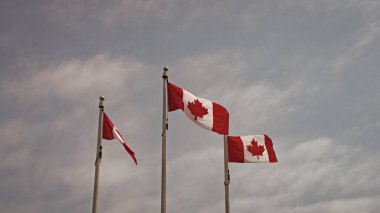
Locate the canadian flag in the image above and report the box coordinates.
[102,113,137,165]
[167,82,229,135]
[228,135,277,163]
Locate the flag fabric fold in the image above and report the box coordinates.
[228,134,277,163]
[102,113,137,165]
[167,82,229,135]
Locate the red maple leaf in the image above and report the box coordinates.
[187,99,208,120]
[247,139,265,160]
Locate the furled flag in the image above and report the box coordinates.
[167,82,229,135]
[102,113,137,165]
[228,134,277,163]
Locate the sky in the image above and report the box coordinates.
[1,0,379,212]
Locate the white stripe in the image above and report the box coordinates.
[112,127,126,145]
[182,89,214,131]
[241,135,269,163]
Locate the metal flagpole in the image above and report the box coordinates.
[223,135,230,213]
[161,67,169,213]
[92,96,105,213]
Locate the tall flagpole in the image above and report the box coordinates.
[223,135,230,213]
[161,67,169,213]
[92,96,105,213]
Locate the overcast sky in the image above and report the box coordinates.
[1,1,380,212]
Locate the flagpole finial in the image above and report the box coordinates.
[162,67,168,78]
[99,96,105,108]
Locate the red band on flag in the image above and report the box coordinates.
[102,113,114,140]
[264,134,278,163]
[212,102,229,135]
[168,82,184,111]
[227,136,244,163]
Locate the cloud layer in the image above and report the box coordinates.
[1,1,379,212]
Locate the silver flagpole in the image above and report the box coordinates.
[92,96,105,213]
[161,67,169,213]
[223,135,230,213]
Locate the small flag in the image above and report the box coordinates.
[103,113,137,165]
[167,82,229,135]
[228,135,277,163]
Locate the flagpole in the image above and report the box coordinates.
[92,96,105,213]
[223,135,230,213]
[161,67,169,213]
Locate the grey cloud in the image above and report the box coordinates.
[47,0,178,28]
[333,21,380,73]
